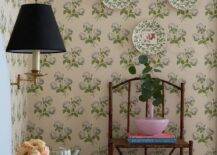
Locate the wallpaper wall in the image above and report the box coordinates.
[1,0,217,155]
[26,0,217,154]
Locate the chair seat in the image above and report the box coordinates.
[111,138,190,148]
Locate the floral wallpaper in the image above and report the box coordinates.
[1,0,217,155]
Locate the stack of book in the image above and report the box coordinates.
[128,133,176,144]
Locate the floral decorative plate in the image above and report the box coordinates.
[102,0,130,9]
[169,0,197,10]
[132,20,166,55]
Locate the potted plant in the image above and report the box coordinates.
[128,55,168,135]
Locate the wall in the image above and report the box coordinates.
[0,30,12,155]
[23,0,217,155]
[0,0,30,154]
[1,0,217,155]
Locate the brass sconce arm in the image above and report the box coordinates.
[11,74,21,89]
[11,70,47,89]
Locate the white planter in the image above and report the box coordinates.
[0,34,12,155]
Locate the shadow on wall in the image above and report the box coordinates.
[0,34,12,155]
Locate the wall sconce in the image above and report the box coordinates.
[6,3,66,89]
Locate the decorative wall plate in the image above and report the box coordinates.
[132,20,166,55]
[168,0,197,11]
[102,0,130,9]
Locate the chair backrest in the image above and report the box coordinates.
[108,77,185,140]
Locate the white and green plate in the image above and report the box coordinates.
[169,0,197,10]
[102,0,130,9]
[132,20,166,55]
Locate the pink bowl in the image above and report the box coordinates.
[135,118,169,136]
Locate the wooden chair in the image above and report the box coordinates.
[108,77,193,155]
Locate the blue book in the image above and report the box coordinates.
[128,138,176,144]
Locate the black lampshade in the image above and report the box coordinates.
[6,4,66,54]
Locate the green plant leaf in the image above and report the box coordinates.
[153,99,159,106]
[139,55,148,65]
[128,65,136,74]
[142,66,152,74]
[142,81,152,89]
[142,74,151,79]
[139,95,148,102]
[143,88,152,96]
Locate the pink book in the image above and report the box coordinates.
[128,133,175,139]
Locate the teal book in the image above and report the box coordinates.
[128,138,177,144]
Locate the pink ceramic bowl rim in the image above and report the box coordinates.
[136,118,169,122]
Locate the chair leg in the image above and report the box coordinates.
[189,140,193,155]
[116,147,123,155]
[180,148,183,155]
[169,148,176,155]
[108,143,113,155]
[144,148,147,155]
